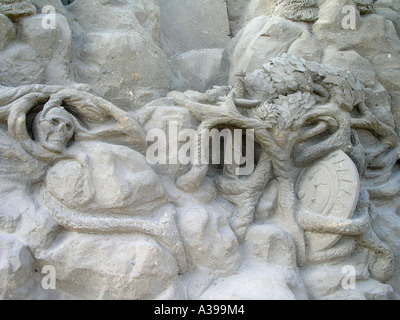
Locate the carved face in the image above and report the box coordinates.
[33,107,75,153]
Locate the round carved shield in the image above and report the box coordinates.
[295,150,360,253]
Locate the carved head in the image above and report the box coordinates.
[33,107,75,154]
[273,0,319,22]
[245,54,365,167]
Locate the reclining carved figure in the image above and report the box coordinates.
[0,85,188,274]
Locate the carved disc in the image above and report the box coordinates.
[295,150,360,253]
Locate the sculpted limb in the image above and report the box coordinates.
[298,188,371,237]
[39,188,188,274]
[350,102,398,160]
[216,151,272,241]
[297,211,370,236]
[356,201,395,282]
[308,238,357,263]
[357,228,395,282]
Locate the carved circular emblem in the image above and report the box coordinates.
[295,150,360,252]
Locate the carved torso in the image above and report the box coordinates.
[44,141,168,216]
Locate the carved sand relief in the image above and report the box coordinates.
[0,0,399,300]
